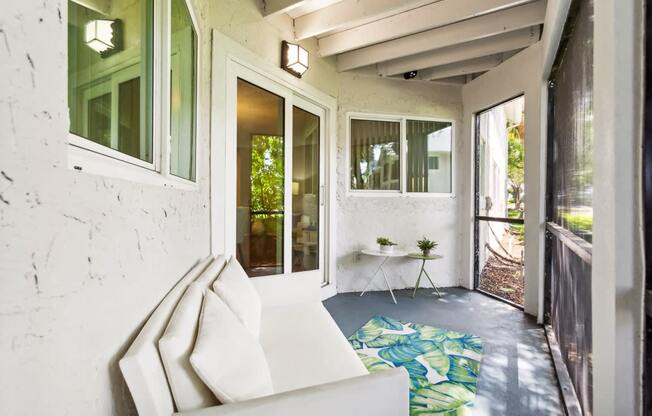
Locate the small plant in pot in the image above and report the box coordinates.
[377,237,397,254]
[417,237,438,257]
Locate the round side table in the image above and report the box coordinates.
[408,253,443,298]
[360,248,407,304]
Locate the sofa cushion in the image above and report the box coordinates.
[190,290,274,403]
[250,274,322,308]
[159,255,227,412]
[119,255,213,416]
[259,302,369,394]
[212,258,261,337]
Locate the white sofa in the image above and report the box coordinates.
[119,256,409,416]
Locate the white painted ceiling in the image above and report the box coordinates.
[285,0,344,18]
[261,0,546,83]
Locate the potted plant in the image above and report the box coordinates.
[417,237,438,257]
[376,237,397,254]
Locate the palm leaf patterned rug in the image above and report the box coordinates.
[349,316,483,415]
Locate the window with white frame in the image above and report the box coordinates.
[349,114,453,194]
[67,0,198,182]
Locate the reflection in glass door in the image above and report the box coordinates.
[292,105,321,273]
[474,95,526,306]
[236,79,285,277]
[235,76,325,281]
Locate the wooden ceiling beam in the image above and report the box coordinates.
[294,0,436,40]
[376,26,540,76]
[262,0,309,18]
[336,0,545,71]
[317,0,535,56]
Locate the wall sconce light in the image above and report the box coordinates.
[85,19,121,57]
[292,181,300,195]
[281,41,309,78]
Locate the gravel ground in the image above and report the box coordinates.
[478,255,524,305]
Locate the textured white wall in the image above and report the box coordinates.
[0,1,214,415]
[204,0,339,98]
[335,74,463,293]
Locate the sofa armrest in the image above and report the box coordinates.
[250,274,322,307]
[175,368,410,416]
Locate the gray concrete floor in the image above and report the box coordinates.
[324,288,563,416]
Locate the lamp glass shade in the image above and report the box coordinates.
[85,20,115,53]
[282,41,309,77]
[298,47,309,67]
[287,43,299,64]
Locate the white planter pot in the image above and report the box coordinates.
[379,245,394,254]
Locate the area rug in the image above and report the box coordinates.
[349,316,483,415]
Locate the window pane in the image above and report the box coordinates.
[292,106,320,273]
[406,120,452,193]
[349,119,400,191]
[170,0,197,181]
[118,77,141,158]
[68,0,153,162]
[236,79,285,277]
[88,93,111,145]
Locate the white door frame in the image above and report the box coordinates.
[461,44,544,320]
[213,41,337,299]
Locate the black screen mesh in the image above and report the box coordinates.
[547,0,594,414]
[548,0,594,244]
[549,237,593,412]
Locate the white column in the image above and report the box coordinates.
[592,0,645,414]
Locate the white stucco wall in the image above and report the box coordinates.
[335,74,463,292]
[205,0,339,98]
[0,1,212,415]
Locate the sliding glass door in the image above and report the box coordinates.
[234,73,325,283]
[291,100,324,274]
[236,79,286,276]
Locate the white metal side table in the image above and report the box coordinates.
[359,248,408,304]
[407,252,444,298]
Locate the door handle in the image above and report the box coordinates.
[320,185,325,206]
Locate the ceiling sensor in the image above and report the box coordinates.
[403,70,418,80]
